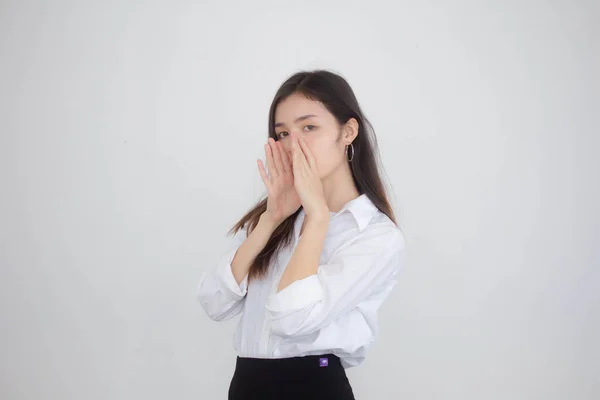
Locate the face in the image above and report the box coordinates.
[273,93,355,180]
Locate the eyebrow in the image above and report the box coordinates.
[274,114,318,128]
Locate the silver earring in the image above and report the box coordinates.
[346,143,355,162]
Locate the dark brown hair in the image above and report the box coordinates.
[230,70,396,280]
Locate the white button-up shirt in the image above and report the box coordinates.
[197,194,405,368]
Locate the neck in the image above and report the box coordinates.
[321,161,360,213]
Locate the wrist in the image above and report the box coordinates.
[259,212,281,232]
[305,206,330,226]
[304,214,330,233]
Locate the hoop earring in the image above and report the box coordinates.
[346,143,355,162]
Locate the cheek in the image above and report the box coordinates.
[306,137,342,177]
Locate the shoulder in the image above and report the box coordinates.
[357,210,405,253]
[329,210,404,267]
[324,210,404,279]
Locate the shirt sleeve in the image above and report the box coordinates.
[265,227,405,337]
[196,226,248,321]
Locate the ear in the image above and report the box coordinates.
[342,118,359,145]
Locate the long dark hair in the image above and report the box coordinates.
[230,70,396,280]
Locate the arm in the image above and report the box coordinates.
[277,216,329,292]
[276,129,330,293]
[266,227,405,337]
[231,213,279,284]
[197,213,278,321]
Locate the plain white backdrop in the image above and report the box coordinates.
[1,0,598,399]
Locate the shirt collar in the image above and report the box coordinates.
[332,194,379,232]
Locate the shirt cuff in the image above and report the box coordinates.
[217,248,248,299]
[266,274,323,315]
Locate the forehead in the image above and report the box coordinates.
[274,93,329,122]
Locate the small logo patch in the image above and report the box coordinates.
[319,357,329,367]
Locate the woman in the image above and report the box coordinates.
[197,70,405,400]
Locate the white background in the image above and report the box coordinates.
[1,1,598,399]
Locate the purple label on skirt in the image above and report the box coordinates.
[319,357,328,367]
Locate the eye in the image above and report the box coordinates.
[276,131,289,140]
[303,125,317,132]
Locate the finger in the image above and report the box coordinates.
[291,133,308,168]
[257,159,272,191]
[279,141,292,173]
[271,139,286,174]
[265,141,279,179]
[297,135,317,171]
[291,139,302,177]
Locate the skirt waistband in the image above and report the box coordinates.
[235,354,341,369]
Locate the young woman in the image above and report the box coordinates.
[197,70,405,400]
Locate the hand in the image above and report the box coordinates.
[291,132,329,222]
[257,138,302,226]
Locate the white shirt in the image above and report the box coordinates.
[197,194,405,368]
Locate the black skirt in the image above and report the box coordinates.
[228,354,356,400]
